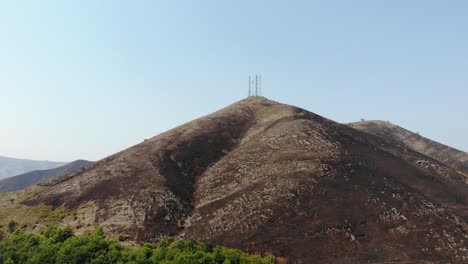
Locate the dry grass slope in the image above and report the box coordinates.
[350,120,468,178]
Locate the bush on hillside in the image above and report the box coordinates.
[0,226,274,264]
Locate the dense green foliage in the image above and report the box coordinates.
[0,226,274,264]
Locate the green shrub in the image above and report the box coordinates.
[0,226,274,264]
[7,221,17,233]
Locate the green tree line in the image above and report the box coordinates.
[0,226,274,264]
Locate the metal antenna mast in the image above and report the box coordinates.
[255,75,258,96]
[247,74,264,98]
[248,76,251,97]
[251,79,255,96]
[259,75,262,96]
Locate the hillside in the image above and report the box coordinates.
[0,160,91,193]
[350,120,468,177]
[14,97,468,263]
[0,156,67,180]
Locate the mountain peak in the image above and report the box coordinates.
[22,100,468,263]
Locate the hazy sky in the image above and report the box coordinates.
[0,1,467,161]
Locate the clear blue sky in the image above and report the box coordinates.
[0,1,467,161]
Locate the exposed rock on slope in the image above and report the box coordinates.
[350,120,468,177]
[0,156,66,180]
[0,160,91,193]
[25,98,468,264]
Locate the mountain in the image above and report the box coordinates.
[21,98,468,263]
[350,120,468,177]
[0,156,67,180]
[0,160,91,193]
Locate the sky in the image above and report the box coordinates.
[0,0,467,161]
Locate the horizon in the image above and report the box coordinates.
[1,1,467,161]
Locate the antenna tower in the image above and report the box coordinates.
[259,75,262,96]
[247,74,264,98]
[251,79,255,96]
[248,76,251,97]
[255,75,258,96]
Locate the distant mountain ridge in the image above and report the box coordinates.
[0,156,67,180]
[0,160,92,193]
[350,120,468,177]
